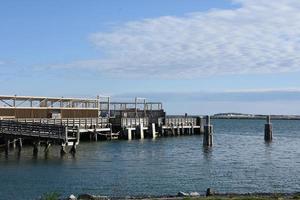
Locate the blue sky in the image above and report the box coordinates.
[1,0,300,114]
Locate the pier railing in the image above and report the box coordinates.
[165,115,200,126]
[0,120,66,141]
[10,118,110,129]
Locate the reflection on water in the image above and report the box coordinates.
[0,119,300,200]
[202,146,213,161]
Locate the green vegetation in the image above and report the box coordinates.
[41,192,60,200]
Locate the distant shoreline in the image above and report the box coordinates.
[212,116,300,120]
[211,116,300,120]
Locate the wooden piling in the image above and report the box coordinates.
[200,117,205,134]
[94,132,98,142]
[181,123,184,135]
[171,123,175,136]
[12,139,16,149]
[44,141,51,153]
[137,123,144,139]
[161,127,165,137]
[264,115,273,141]
[33,142,39,156]
[127,128,132,140]
[151,123,156,138]
[197,116,205,134]
[4,138,10,155]
[203,116,213,146]
[69,142,76,154]
[60,144,67,156]
[17,138,22,152]
[191,123,194,135]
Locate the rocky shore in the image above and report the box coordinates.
[40,190,300,200]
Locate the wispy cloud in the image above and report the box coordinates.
[113,88,300,102]
[53,0,300,78]
[0,61,6,65]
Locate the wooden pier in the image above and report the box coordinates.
[0,95,206,156]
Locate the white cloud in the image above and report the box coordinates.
[61,0,300,78]
[0,61,5,65]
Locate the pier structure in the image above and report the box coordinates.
[161,115,205,136]
[0,95,206,156]
[0,119,79,155]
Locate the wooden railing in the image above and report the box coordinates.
[165,116,198,126]
[0,120,66,141]
[11,118,110,129]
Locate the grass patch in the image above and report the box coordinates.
[41,192,60,200]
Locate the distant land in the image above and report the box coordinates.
[212,113,300,120]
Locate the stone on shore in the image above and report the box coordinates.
[206,188,215,196]
[77,194,109,200]
[177,191,189,197]
[190,192,200,196]
[68,194,77,200]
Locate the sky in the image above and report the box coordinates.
[1,0,300,115]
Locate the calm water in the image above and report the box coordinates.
[1,119,300,200]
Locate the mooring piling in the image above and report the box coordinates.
[33,141,39,156]
[264,115,273,141]
[151,123,157,138]
[197,116,205,134]
[127,128,132,140]
[4,138,10,155]
[203,115,213,147]
[17,138,22,153]
[60,144,67,156]
[69,142,77,154]
[44,141,51,153]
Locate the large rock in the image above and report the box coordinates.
[206,188,215,196]
[68,194,77,200]
[189,192,200,196]
[177,191,189,197]
[78,194,95,200]
[77,194,109,200]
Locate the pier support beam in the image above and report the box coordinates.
[264,115,273,141]
[33,142,39,156]
[151,123,157,138]
[4,138,10,155]
[203,116,213,147]
[177,124,180,136]
[60,144,67,156]
[200,117,205,134]
[94,132,98,142]
[17,138,22,153]
[70,142,76,154]
[44,141,51,153]
[197,116,205,134]
[12,139,16,149]
[171,124,175,136]
[137,124,144,139]
[191,123,194,135]
[127,128,132,140]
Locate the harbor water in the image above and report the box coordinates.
[1,119,300,200]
